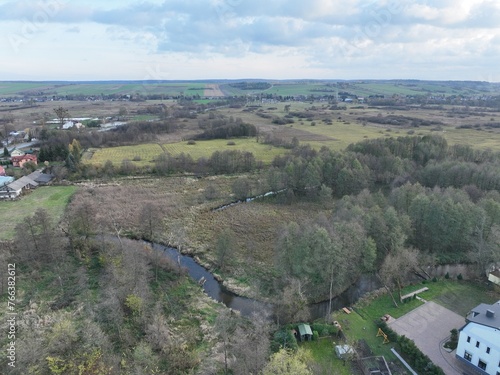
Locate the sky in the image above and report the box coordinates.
[0,0,499,81]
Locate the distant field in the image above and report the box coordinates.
[0,186,77,240]
[0,81,207,97]
[86,143,164,166]
[87,138,287,166]
[1,80,499,98]
[285,120,420,151]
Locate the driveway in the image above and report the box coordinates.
[388,301,467,375]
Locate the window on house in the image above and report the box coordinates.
[487,347,490,354]
[476,341,480,348]
[464,351,472,361]
[478,359,487,371]
[467,336,471,343]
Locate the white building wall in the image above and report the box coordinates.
[488,273,500,286]
[456,323,500,375]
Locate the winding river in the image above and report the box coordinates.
[153,242,381,320]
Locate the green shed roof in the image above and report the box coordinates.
[297,323,312,336]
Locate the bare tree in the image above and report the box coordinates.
[53,106,70,127]
[139,203,164,281]
[215,309,237,374]
[275,278,310,326]
[379,247,420,306]
[231,312,271,375]
[215,228,236,271]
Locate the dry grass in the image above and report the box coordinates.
[68,176,329,297]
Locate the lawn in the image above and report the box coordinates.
[0,186,77,240]
[300,339,353,375]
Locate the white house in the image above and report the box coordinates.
[456,301,500,375]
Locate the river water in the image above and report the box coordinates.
[155,242,381,320]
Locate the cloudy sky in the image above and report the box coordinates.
[0,0,499,81]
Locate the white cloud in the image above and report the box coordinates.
[0,0,499,80]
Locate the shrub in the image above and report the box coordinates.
[271,328,298,352]
[312,331,319,341]
[457,273,463,280]
[132,155,141,161]
[311,323,337,336]
[227,141,236,146]
[445,272,449,279]
[432,277,437,282]
[187,140,196,145]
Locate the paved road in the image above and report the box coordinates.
[389,301,466,375]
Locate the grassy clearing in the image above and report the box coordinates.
[0,186,77,240]
[440,128,500,151]
[87,143,164,166]
[290,121,420,151]
[87,139,287,166]
[163,138,286,163]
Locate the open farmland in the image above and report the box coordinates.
[0,186,77,240]
[86,138,287,166]
[0,81,207,97]
[85,143,164,166]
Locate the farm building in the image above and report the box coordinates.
[296,323,313,342]
[0,175,38,199]
[0,169,53,199]
[0,175,14,187]
[26,170,54,184]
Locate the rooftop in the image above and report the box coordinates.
[466,301,500,330]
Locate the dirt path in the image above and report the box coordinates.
[204,84,224,97]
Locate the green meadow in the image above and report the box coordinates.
[0,186,77,240]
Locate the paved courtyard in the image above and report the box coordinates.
[388,301,468,375]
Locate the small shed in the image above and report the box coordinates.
[335,344,356,359]
[297,323,313,341]
[488,269,500,286]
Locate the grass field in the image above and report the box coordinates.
[86,143,164,166]
[0,186,77,240]
[163,139,285,163]
[87,139,288,166]
[1,80,499,98]
[0,81,207,97]
[289,120,420,151]
[300,339,353,375]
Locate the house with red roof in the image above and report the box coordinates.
[11,154,37,168]
[0,165,5,176]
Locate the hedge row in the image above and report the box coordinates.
[377,321,445,375]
